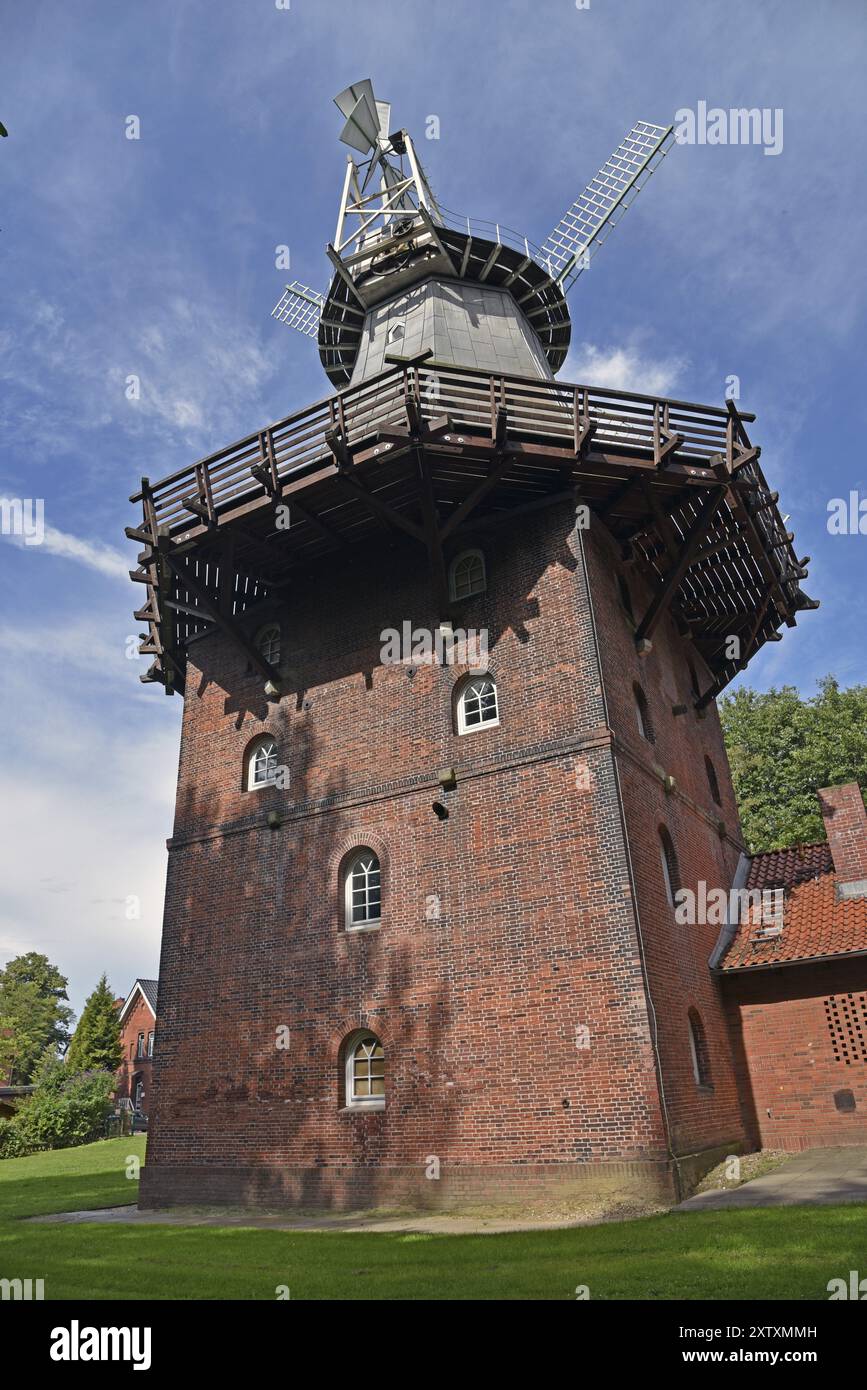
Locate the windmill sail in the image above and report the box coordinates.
[271,281,325,338]
[539,121,674,294]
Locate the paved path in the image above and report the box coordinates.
[677,1146,867,1211]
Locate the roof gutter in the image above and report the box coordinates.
[707,851,752,972]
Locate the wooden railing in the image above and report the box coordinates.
[131,361,748,536]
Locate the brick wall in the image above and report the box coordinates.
[723,959,867,1150]
[584,528,749,1161]
[141,502,751,1211]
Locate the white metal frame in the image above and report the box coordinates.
[271,281,324,336]
[539,121,674,293]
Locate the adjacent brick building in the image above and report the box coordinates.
[716,784,867,1152]
[116,978,158,1117]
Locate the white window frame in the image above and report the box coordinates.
[688,1017,702,1086]
[659,831,677,908]
[136,1032,145,1060]
[147,1031,154,1059]
[449,549,487,601]
[688,1012,711,1088]
[634,684,651,742]
[256,623,281,667]
[344,1032,385,1110]
[344,851,382,931]
[457,677,499,734]
[247,737,278,791]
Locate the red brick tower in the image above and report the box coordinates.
[129,83,816,1210]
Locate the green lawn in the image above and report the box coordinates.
[1,1139,864,1299]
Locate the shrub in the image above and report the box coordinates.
[0,1059,115,1157]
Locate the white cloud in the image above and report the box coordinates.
[0,516,130,582]
[0,613,179,1015]
[563,342,687,397]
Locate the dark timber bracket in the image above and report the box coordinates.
[633,487,727,649]
[162,546,282,688]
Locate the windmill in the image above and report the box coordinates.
[129,74,816,711]
[272,79,673,387]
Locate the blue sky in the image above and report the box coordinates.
[1,0,865,1017]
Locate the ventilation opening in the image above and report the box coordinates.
[824,994,867,1065]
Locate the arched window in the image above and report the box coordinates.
[633,683,654,742]
[247,736,278,791]
[659,825,681,908]
[344,850,381,929]
[688,1009,712,1088]
[449,549,486,601]
[705,755,722,806]
[344,1032,385,1109]
[617,573,634,622]
[256,624,281,667]
[457,676,499,733]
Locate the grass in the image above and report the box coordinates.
[1,1139,865,1299]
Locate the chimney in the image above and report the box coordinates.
[817,783,867,896]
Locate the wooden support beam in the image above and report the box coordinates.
[162,549,281,686]
[453,487,578,534]
[414,445,450,615]
[289,497,349,552]
[440,442,513,541]
[180,495,213,524]
[219,533,236,616]
[324,427,352,470]
[336,472,425,542]
[125,525,153,546]
[634,488,727,647]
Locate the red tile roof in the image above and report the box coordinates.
[719,842,867,971]
[744,841,833,892]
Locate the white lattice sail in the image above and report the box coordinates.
[539,121,674,293]
[271,281,325,337]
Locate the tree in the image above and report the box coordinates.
[0,954,75,1085]
[720,676,867,853]
[65,975,122,1075]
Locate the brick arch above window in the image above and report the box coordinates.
[326,832,391,931]
[327,831,391,885]
[326,1012,396,1067]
